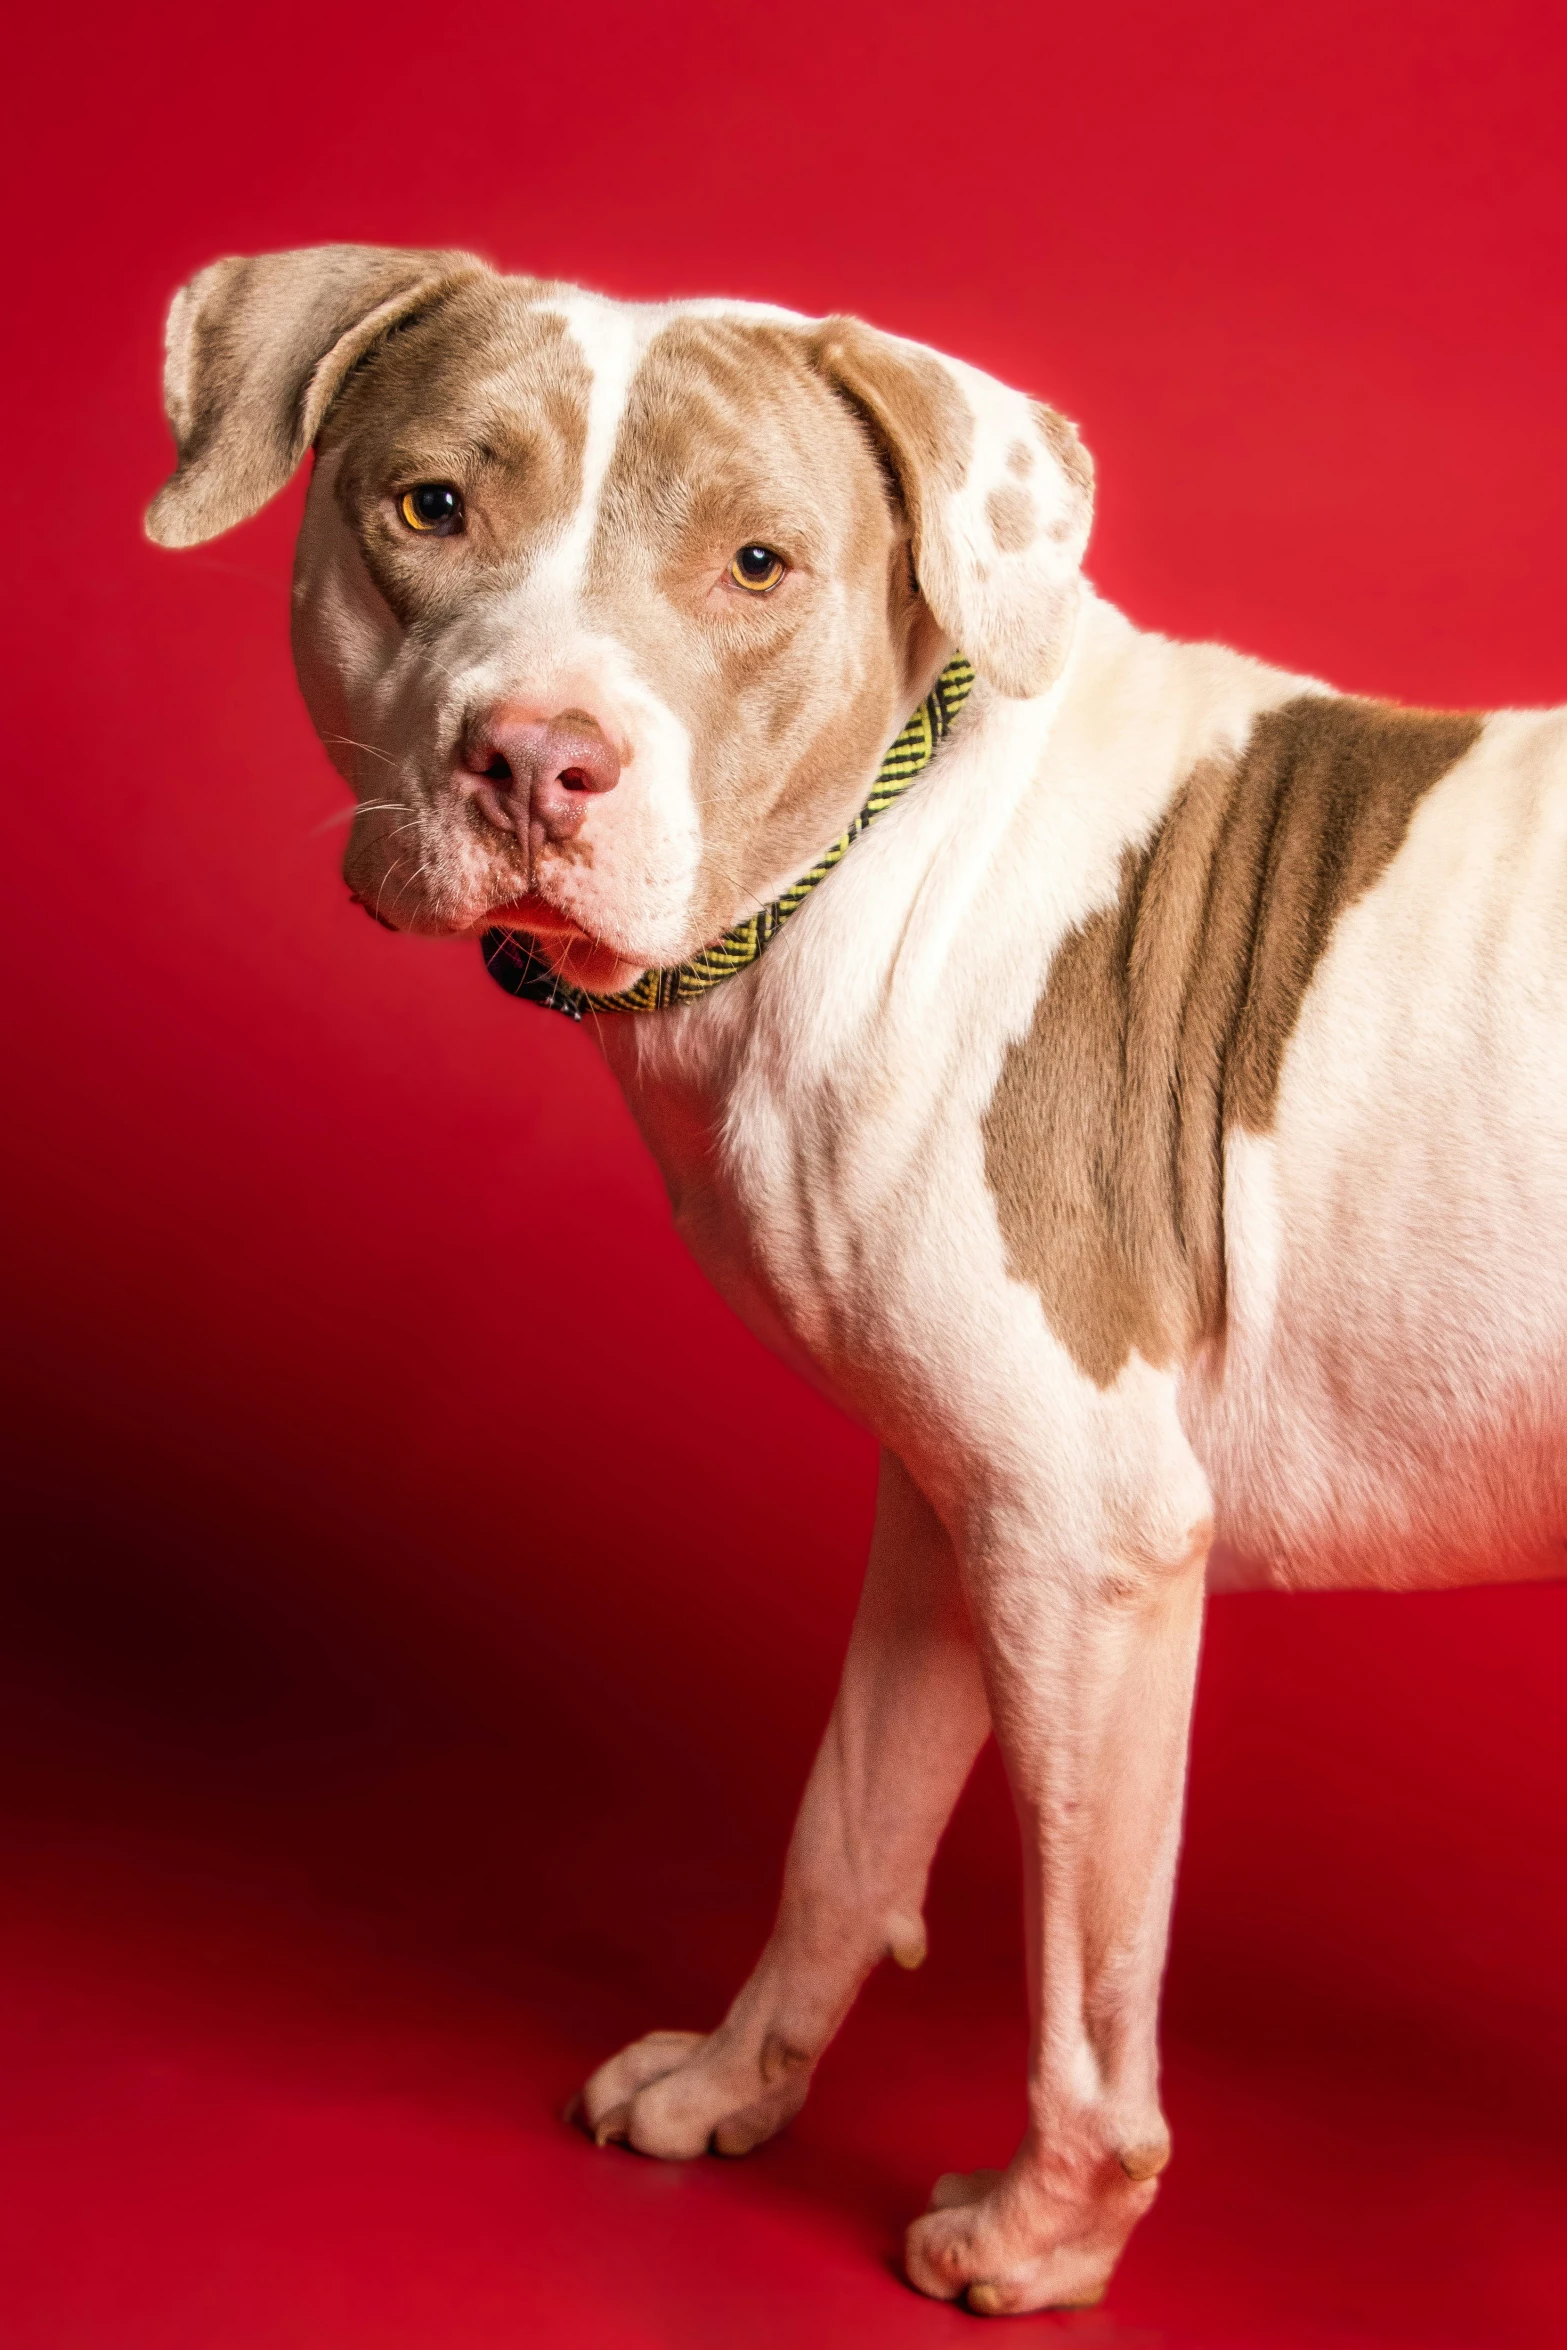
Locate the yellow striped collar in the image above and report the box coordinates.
[482,654,976,1021]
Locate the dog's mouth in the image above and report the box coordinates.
[348,870,651,995]
[474,891,652,996]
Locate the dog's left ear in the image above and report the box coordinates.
[810,319,1093,698]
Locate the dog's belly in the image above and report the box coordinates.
[1187,1153,1567,1594]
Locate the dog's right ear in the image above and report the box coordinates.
[145,243,488,548]
[810,318,1094,699]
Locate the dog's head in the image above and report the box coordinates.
[148,245,1093,991]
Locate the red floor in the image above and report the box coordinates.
[2,1561,1565,2347]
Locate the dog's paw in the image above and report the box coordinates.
[573,2025,813,2161]
[903,2162,1128,2315]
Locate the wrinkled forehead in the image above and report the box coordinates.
[321,277,872,532]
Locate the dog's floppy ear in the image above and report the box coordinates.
[810,318,1093,698]
[145,243,489,548]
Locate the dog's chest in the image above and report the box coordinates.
[597,684,1069,1402]
[607,983,965,1407]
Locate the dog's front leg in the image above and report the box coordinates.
[577,1449,990,2157]
[905,1458,1210,2315]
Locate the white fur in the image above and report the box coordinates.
[531,295,650,596]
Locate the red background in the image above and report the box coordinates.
[5,4,1567,2343]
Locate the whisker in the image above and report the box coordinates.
[373,859,407,923]
[308,799,407,836]
[322,735,399,768]
[369,858,436,926]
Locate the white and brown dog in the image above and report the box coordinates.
[147,244,1567,2316]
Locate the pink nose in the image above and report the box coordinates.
[459,707,621,844]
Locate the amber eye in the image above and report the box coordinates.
[729,544,786,593]
[399,483,464,535]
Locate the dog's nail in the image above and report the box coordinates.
[967,2283,1007,2315]
[592,2101,632,2147]
[1118,2134,1171,2182]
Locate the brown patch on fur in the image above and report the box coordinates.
[987,483,1038,553]
[810,318,975,532]
[1006,437,1035,477]
[321,280,590,628]
[1034,402,1095,505]
[584,315,944,948]
[983,695,1484,1385]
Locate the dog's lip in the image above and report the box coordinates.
[481,893,588,938]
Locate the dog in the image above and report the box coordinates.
[146,244,1567,2316]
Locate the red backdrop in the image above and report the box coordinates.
[5,4,1566,2343]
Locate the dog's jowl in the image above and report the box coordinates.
[148,243,1567,2317]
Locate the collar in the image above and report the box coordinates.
[481,654,977,1022]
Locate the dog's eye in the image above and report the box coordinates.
[399,483,465,536]
[729,544,786,594]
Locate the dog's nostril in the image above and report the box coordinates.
[482,753,513,784]
[557,766,592,792]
